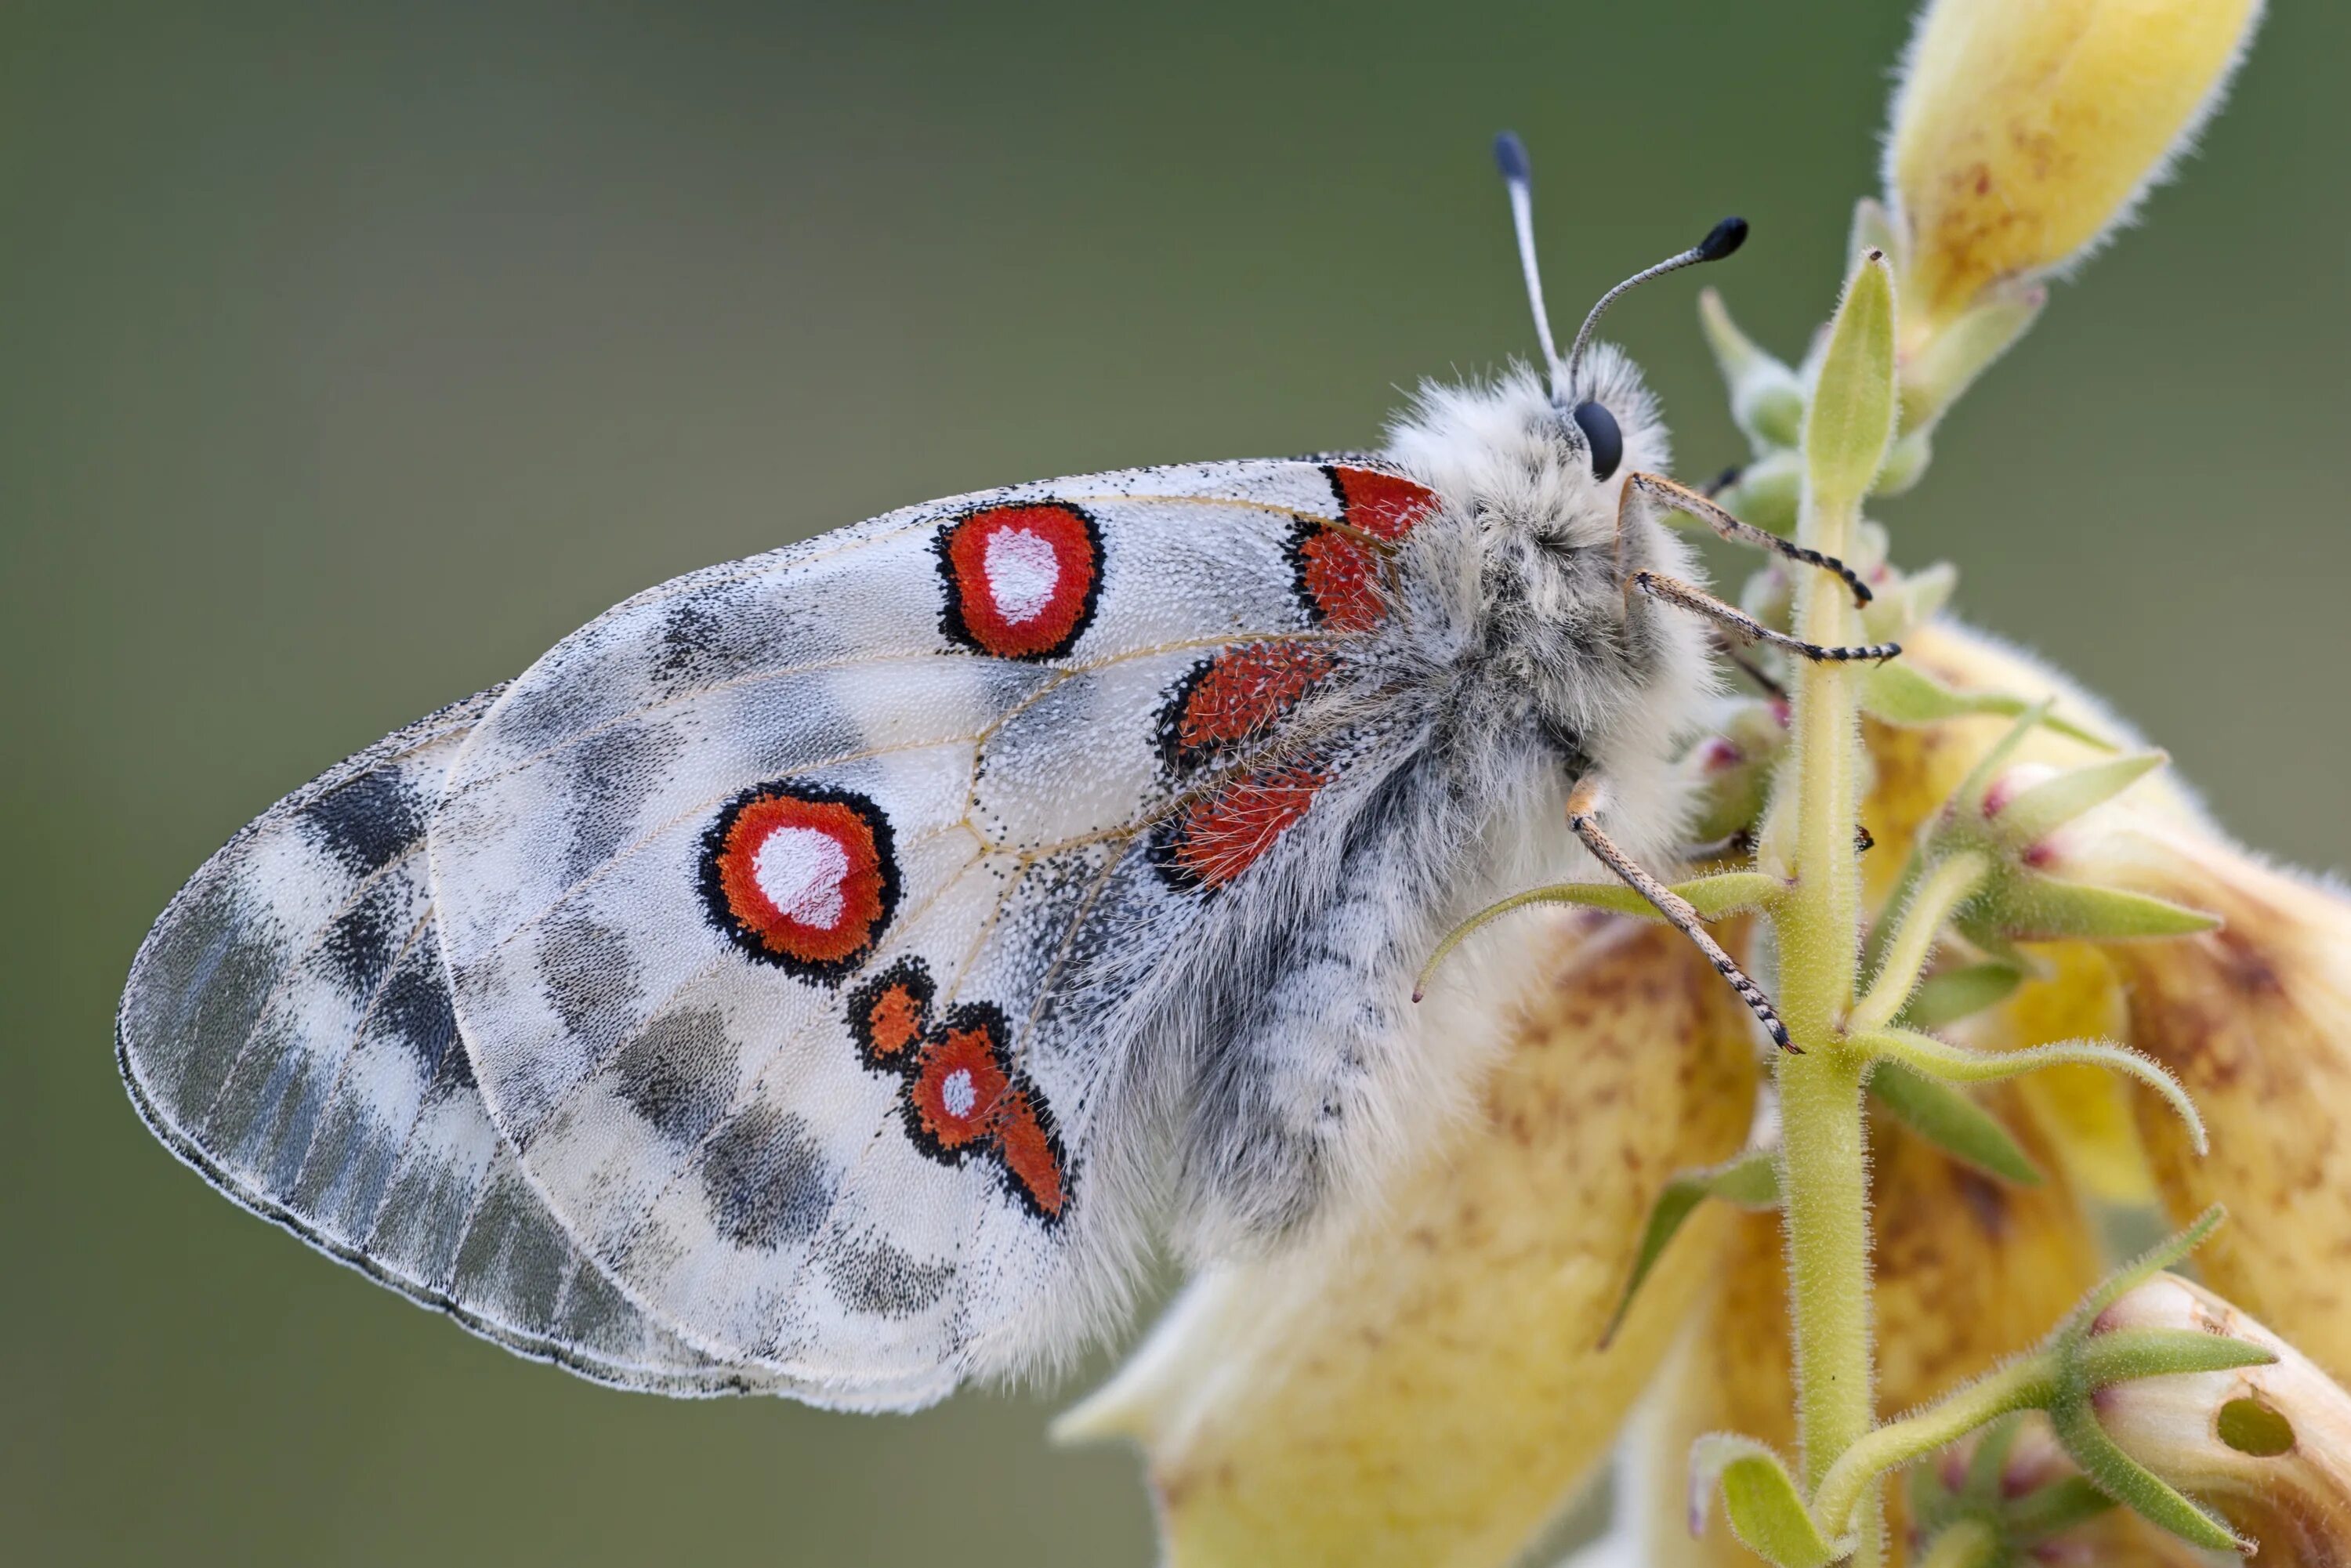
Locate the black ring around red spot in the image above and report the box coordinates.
[934,502,1103,661]
[698,782,900,985]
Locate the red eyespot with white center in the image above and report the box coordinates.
[936,502,1103,660]
[700,783,900,983]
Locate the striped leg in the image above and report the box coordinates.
[1632,570,1900,664]
[1565,777,1795,1052]
[1626,470,1875,607]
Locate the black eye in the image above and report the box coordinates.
[1571,400,1623,481]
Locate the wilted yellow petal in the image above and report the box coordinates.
[1643,1098,2099,1563]
[1886,0,2264,338]
[2065,817,2351,1387]
[1061,914,1759,1568]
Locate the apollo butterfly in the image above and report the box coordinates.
[116,135,1892,1409]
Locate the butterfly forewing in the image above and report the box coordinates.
[426,460,1398,1399]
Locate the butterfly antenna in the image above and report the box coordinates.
[1492,132,1563,389]
[1562,212,1749,386]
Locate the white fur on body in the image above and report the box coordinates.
[118,360,1719,1409]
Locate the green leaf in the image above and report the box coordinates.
[1991,751,2168,845]
[1805,250,1898,511]
[1984,875,2220,943]
[1603,1150,1778,1345]
[1869,1060,2043,1185]
[1858,662,2114,749]
[1900,962,2023,1029]
[1691,1436,1845,1568]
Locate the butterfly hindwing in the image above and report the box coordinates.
[115,691,791,1393]
[427,460,1430,1404]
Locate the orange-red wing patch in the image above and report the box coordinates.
[935,502,1103,660]
[993,1089,1067,1219]
[1286,465,1440,630]
[1153,762,1332,890]
[848,958,935,1068]
[1328,463,1440,541]
[700,784,899,983]
[1156,640,1339,772]
[842,966,1070,1224]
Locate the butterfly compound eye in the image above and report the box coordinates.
[1570,400,1623,482]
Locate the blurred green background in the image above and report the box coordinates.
[5,1,2345,1563]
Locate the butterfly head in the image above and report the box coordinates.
[1492,131,1744,484]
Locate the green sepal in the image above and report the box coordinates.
[1900,961,2023,1029]
[1602,1149,1779,1346]
[1899,280,2045,435]
[1700,288,1806,450]
[1805,251,1899,512]
[2046,1397,2248,1555]
[1854,1027,2205,1155]
[1871,424,1933,497]
[1867,1059,2043,1185]
[2001,1476,2117,1544]
[1990,751,2168,846]
[1413,872,1780,999]
[1683,699,1791,846]
[1969,875,2219,943]
[1860,560,1958,644]
[2076,1328,2277,1387]
[1858,663,2113,749]
[1691,1435,1846,1568]
[1716,448,1802,537]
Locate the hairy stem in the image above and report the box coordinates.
[1768,252,1896,1563]
[1811,1358,2056,1539]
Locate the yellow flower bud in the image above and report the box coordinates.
[1886,0,2264,340]
[1058,914,1758,1568]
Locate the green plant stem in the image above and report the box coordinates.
[1773,502,1880,1558]
[1810,1358,2055,1538]
[1767,256,1896,1563]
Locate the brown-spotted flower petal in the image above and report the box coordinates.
[1059,914,1759,1568]
[2047,812,2351,1386]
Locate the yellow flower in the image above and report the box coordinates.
[1057,914,1759,1568]
[1886,0,2265,342]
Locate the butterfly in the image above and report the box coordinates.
[116,135,1893,1410]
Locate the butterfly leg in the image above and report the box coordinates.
[1630,570,1900,664]
[1565,775,1794,1051]
[1624,469,1875,607]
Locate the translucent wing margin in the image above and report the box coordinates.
[116,690,784,1395]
